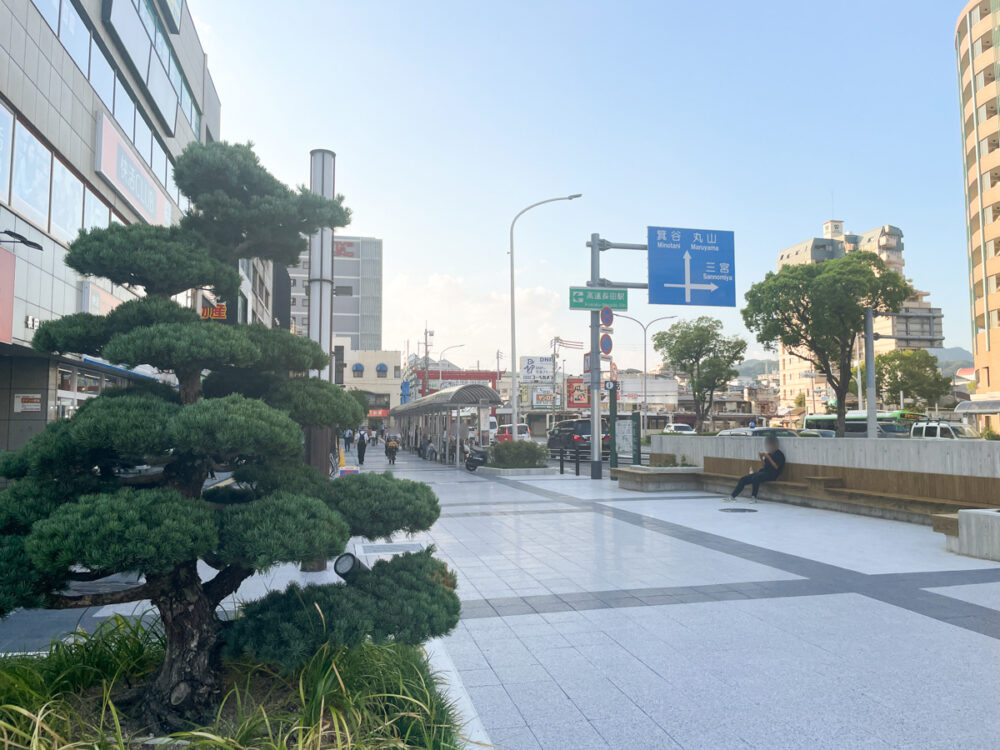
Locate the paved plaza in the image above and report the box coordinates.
[4,446,1000,748]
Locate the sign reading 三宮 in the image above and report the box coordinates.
[569,287,628,310]
[647,227,735,307]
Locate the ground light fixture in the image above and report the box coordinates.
[333,552,369,582]
[1,230,43,251]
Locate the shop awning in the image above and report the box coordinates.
[954,399,1000,415]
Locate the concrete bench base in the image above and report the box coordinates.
[476,466,558,477]
[615,466,704,492]
[947,509,1000,561]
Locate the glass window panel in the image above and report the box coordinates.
[153,26,168,65]
[84,186,109,230]
[11,122,52,227]
[138,0,155,37]
[89,39,115,111]
[180,84,193,125]
[165,160,178,202]
[0,104,12,203]
[168,52,181,93]
[151,138,166,184]
[50,159,83,243]
[58,0,91,75]
[58,369,72,391]
[31,0,59,33]
[113,78,135,140]
[133,114,152,165]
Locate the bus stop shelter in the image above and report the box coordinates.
[390,384,502,467]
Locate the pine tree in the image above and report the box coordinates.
[0,142,459,730]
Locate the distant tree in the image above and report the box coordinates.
[349,390,370,422]
[653,317,746,432]
[742,252,911,436]
[850,350,950,409]
[794,392,806,409]
[2,142,458,730]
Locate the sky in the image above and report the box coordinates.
[192,0,970,374]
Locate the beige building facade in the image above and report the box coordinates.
[956,1,1000,427]
[776,221,943,411]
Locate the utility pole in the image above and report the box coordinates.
[496,349,502,393]
[589,233,602,479]
[551,338,559,428]
[422,324,433,397]
[865,307,877,437]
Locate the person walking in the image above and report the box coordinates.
[356,429,368,467]
[727,436,785,503]
[344,427,353,453]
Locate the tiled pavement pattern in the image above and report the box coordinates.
[5,448,1000,748]
[395,452,1000,749]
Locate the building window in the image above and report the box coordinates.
[30,0,59,33]
[89,39,115,111]
[376,364,388,379]
[133,115,152,166]
[58,0,91,75]
[84,187,109,230]
[11,121,52,227]
[0,103,12,203]
[394,366,401,379]
[57,368,72,391]
[49,158,83,243]
[352,364,364,378]
[113,77,136,140]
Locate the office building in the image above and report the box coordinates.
[956,1,1000,426]
[0,0,229,452]
[287,235,383,351]
[776,221,943,410]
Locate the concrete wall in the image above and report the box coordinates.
[651,435,1000,480]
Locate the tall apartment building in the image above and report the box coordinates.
[776,221,943,410]
[956,1,1000,426]
[287,235,383,351]
[0,0,239,452]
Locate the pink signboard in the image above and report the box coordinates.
[94,112,168,226]
[0,248,13,344]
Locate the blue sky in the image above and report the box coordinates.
[193,1,969,372]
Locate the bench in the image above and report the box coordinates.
[614,466,704,492]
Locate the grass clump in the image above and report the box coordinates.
[0,616,464,748]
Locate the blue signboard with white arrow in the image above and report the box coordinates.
[647,226,736,307]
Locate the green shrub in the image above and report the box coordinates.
[983,427,1000,440]
[488,441,548,468]
[223,549,461,673]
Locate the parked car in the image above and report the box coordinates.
[797,429,836,438]
[910,421,982,440]
[547,418,610,454]
[495,423,531,443]
[661,423,695,435]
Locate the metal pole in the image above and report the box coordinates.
[865,307,878,438]
[590,233,602,479]
[509,195,581,434]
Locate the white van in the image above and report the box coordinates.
[487,416,498,444]
[910,421,981,440]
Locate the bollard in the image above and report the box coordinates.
[574,447,581,476]
[559,448,565,475]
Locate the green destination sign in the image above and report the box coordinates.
[569,287,628,311]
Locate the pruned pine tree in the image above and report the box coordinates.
[0,142,459,730]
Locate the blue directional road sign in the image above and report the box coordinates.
[647,226,735,307]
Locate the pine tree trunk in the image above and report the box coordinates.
[144,562,221,730]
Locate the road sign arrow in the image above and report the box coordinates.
[571,290,584,302]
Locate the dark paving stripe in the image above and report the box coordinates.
[459,577,851,620]
[473,473,1000,639]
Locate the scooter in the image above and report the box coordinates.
[465,446,488,472]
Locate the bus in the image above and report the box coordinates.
[801,410,926,437]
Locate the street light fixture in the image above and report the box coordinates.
[0,230,43,251]
[437,344,465,390]
[614,314,676,436]
[509,194,581,431]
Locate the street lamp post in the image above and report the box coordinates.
[437,344,465,390]
[614,314,676,436]
[509,194,581,430]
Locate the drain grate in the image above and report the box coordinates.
[357,542,425,555]
[719,508,758,513]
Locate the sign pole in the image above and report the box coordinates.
[608,381,618,469]
[589,233,602,479]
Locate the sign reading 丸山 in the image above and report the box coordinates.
[647,226,735,307]
[569,287,628,311]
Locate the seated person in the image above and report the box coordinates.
[727,436,785,503]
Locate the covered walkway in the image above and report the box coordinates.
[391,384,502,467]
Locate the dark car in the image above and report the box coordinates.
[547,418,611,455]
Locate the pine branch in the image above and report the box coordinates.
[204,564,253,607]
[47,582,159,609]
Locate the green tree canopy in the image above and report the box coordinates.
[742,252,911,436]
[652,317,746,432]
[7,141,457,730]
[850,349,951,408]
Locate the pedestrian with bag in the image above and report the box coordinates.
[356,429,368,467]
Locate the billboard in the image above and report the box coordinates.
[94,112,169,226]
[567,378,589,408]
[531,387,562,408]
[520,356,554,383]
